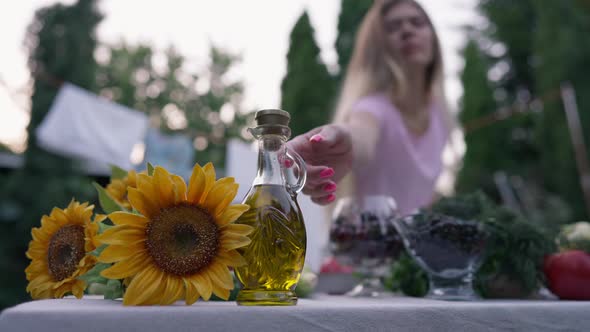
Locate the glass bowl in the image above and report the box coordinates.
[393,213,488,301]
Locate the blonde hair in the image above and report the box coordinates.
[334,0,448,125]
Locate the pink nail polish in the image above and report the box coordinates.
[310,134,324,143]
[327,194,336,203]
[284,159,294,167]
[320,168,335,178]
[324,183,337,192]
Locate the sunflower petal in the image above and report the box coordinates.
[187,164,206,204]
[207,263,234,289]
[211,281,231,300]
[39,216,60,234]
[50,208,70,226]
[223,224,254,237]
[54,283,72,299]
[201,163,217,201]
[33,288,53,300]
[128,188,160,218]
[108,212,148,228]
[184,278,201,305]
[161,276,184,305]
[217,250,247,267]
[123,266,165,306]
[78,204,94,224]
[98,243,146,263]
[26,250,45,261]
[25,261,48,275]
[100,252,150,279]
[135,174,158,200]
[31,227,50,242]
[214,187,239,218]
[96,226,145,246]
[201,178,237,216]
[93,213,107,224]
[71,280,86,299]
[26,274,53,292]
[171,174,187,204]
[221,233,252,250]
[191,274,212,301]
[216,204,250,227]
[153,167,174,208]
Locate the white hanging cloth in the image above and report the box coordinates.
[36,83,149,170]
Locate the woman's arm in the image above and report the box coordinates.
[286,112,380,205]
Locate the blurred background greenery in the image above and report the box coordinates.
[1,0,590,308]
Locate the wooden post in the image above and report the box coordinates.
[561,82,590,217]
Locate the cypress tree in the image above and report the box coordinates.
[280,11,336,136]
[0,0,102,308]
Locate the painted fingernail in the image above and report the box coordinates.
[284,159,294,167]
[310,134,324,143]
[320,168,335,178]
[327,194,336,203]
[324,182,337,193]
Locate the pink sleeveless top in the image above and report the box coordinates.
[351,94,448,216]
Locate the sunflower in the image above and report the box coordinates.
[25,200,104,299]
[105,169,139,210]
[97,163,253,305]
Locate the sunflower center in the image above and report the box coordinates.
[47,225,86,281]
[146,204,220,276]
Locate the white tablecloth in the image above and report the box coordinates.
[1,295,588,332]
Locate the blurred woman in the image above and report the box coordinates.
[288,0,454,215]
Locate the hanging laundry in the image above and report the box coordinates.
[36,83,149,170]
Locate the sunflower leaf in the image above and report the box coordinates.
[79,262,111,286]
[147,163,155,176]
[93,182,124,214]
[104,279,123,300]
[110,165,128,180]
[98,222,113,234]
[88,244,107,257]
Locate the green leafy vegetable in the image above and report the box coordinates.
[383,253,428,297]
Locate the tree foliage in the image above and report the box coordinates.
[0,0,101,309]
[458,0,590,226]
[280,11,336,137]
[96,43,253,168]
[335,0,373,80]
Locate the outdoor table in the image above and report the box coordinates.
[1,295,588,331]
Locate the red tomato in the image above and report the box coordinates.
[543,250,590,300]
[320,257,354,274]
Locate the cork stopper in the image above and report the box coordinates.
[254,109,291,126]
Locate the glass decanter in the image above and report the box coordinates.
[330,195,402,297]
[235,109,307,306]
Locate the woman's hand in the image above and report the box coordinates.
[287,124,353,205]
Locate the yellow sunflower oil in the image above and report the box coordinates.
[235,109,307,306]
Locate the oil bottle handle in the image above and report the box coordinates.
[285,148,307,194]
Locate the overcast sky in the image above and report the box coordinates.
[0,0,478,152]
